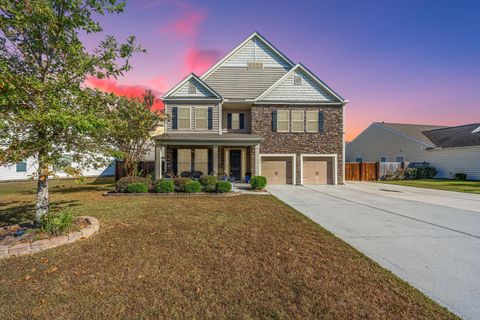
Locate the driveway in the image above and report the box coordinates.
[268,183,480,320]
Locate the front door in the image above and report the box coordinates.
[229,150,241,180]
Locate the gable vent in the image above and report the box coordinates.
[247,62,264,70]
[188,82,197,94]
[294,75,303,85]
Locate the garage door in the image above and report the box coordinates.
[303,157,334,185]
[261,157,293,185]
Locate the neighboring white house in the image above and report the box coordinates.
[346,122,480,180]
[0,157,115,182]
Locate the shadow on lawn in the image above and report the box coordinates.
[19,179,114,196]
[0,200,80,226]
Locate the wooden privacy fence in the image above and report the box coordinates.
[115,160,155,182]
[345,162,379,181]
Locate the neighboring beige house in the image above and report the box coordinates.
[154,32,348,185]
[346,122,480,180]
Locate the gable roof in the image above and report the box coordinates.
[375,122,447,146]
[201,31,295,80]
[162,73,222,100]
[255,64,345,103]
[423,123,480,148]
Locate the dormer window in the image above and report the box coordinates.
[188,82,197,94]
[294,75,302,86]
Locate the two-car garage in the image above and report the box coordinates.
[259,154,337,185]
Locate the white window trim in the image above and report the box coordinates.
[231,112,240,130]
[355,156,364,163]
[194,106,209,130]
[306,110,319,133]
[395,155,405,162]
[177,106,191,130]
[194,149,208,173]
[177,149,192,173]
[380,155,389,162]
[291,110,304,132]
[300,154,338,185]
[277,110,290,133]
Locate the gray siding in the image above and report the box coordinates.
[204,66,287,99]
[221,38,291,68]
[346,124,480,180]
[261,69,335,101]
[170,78,216,98]
[165,103,219,133]
[222,108,251,133]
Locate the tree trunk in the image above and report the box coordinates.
[35,164,49,224]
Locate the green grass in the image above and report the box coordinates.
[0,178,458,319]
[376,179,480,194]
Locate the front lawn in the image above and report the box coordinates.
[377,179,480,194]
[0,178,457,319]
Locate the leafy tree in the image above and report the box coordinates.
[107,91,164,177]
[0,1,144,223]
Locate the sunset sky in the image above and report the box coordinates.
[84,0,480,141]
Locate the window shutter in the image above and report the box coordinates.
[239,113,245,129]
[318,111,324,133]
[208,107,213,130]
[172,149,178,174]
[171,107,178,130]
[227,113,232,129]
[271,111,277,132]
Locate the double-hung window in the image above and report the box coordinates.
[195,107,208,130]
[178,149,191,174]
[178,107,191,130]
[291,110,304,132]
[194,149,208,174]
[306,111,319,132]
[277,110,289,132]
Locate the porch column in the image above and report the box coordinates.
[241,148,246,181]
[224,148,229,175]
[213,145,219,175]
[254,144,260,176]
[155,145,163,180]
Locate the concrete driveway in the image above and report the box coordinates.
[268,183,480,320]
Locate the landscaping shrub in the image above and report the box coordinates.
[199,175,218,192]
[116,176,149,193]
[41,209,75,236]
[125,182,148,193]
[404,166,437,180]
[216,181,231,193]
[155,179,175,193]
[183,180,201,193]
[173,177,192,192]
[250,176,267,190]
[454,173,468,180]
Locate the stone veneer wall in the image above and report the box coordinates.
[251,105,344,184]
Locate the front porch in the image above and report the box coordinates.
[154,134,263,182]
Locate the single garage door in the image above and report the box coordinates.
[261,157,293,185]
[302,156,334,185]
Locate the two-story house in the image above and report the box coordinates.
[154,32,347,185]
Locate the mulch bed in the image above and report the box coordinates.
[0,217,88,246]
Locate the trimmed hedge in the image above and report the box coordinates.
[404,166,437,180]
[183,180,202,193]
[199,175,218,192]
[125,182,148,193]
[454,173,467,181]
[116,176,149,193]
[250,176,267,190]
[173,177,192,192]
[216,181,231,193]
[155,179,175,193]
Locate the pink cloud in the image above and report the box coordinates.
[86,77,164,110]
[184,47,222,75]
[159,8,206,39]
